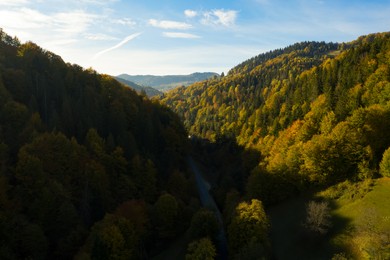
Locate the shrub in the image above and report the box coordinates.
[304,201,332,234]
[379,147,390,177]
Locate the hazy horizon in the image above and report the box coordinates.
[1,0,389,75]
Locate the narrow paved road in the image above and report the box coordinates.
[187,156,228,259]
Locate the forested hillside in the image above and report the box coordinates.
[0,29,196,259]
[114,76,162,97]
[162,32,390,258]
[2,26,390,259]
[162,32,390,185]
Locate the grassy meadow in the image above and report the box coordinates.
[269,178,390,259]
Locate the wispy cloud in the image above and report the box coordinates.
[0,0,28,6]
[0,6,101,55]
[202,9,238,27]
[94,32,141,59]
[0,8,49,30]
[52,11,97,34]
[112,18,136,27]
[46,39,78,46]
[148,19,192,30]
[163,32,200,39]
[0,8,96,34]
[85,33,118,41]
[184,9,198,18]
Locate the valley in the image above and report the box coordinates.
[117,73,219,92]
[1,27,390,259]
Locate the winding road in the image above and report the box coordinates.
[187,156,228,259]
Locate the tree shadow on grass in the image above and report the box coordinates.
[268,196,353,260]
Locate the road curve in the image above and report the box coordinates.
[187,156,228,259]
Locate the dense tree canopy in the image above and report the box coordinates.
[0,29,192,259]
[2,27,390,259]
[185,237,217,260]
[163,32,390,202]
[227,199,270,258]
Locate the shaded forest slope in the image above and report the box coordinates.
[0,29,194,259]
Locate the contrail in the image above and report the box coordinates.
[93,32,142,59]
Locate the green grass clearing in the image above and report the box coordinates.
[327,178,390,259]
[268,178,390,259]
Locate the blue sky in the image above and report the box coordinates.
[1,0,389,75]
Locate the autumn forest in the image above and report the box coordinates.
[1,28,390,259]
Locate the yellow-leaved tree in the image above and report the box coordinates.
[227,199,270,259]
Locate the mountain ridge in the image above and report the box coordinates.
[117,72,219,91]
[114,76,162,97]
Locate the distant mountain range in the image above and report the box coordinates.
[116,72,219,91]
[114,76,162,97]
